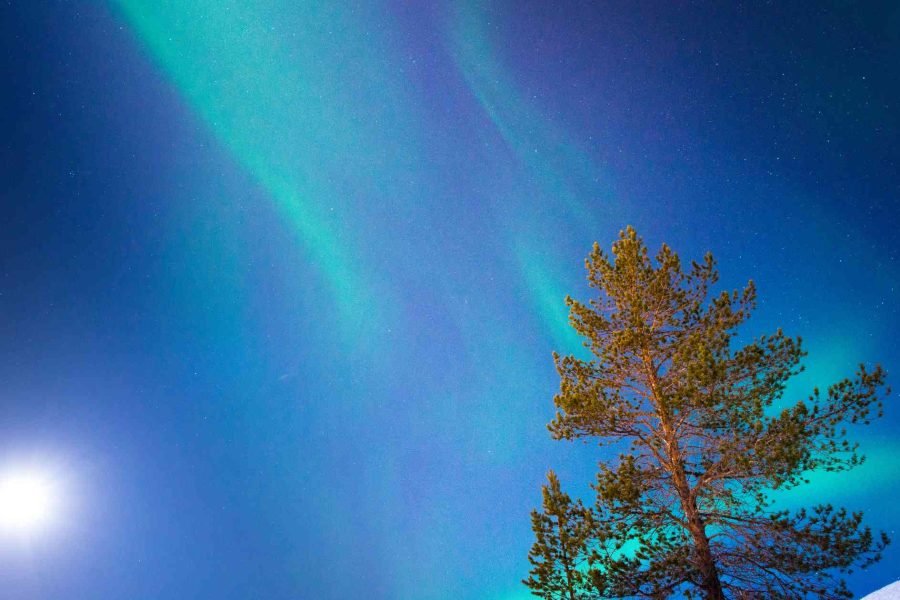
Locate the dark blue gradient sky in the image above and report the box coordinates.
[1,1,898,598]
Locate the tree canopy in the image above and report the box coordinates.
[525,227,889,600]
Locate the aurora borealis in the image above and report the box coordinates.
[1,1,899,598]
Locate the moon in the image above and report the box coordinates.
[0,469,59,534]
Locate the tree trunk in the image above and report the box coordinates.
[668,434,725,600]
[558,516,578,600]
[684,499,725,600]
[645,354,726,600]
[665,443,723,599]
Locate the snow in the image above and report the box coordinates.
[861,581,900,600]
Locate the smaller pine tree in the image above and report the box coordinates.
[524,471,598,600]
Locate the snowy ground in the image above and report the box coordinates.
[861,581,900,600]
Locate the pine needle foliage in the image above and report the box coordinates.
[524,227,889,600]
[525,471,599,600]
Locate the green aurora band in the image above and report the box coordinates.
[111,0,423,348]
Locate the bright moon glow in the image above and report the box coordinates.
[0,470,58,534]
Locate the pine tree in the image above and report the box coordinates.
[524,471,599,599]
[525,227,889,599]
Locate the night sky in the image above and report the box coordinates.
[1,1,899,598]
